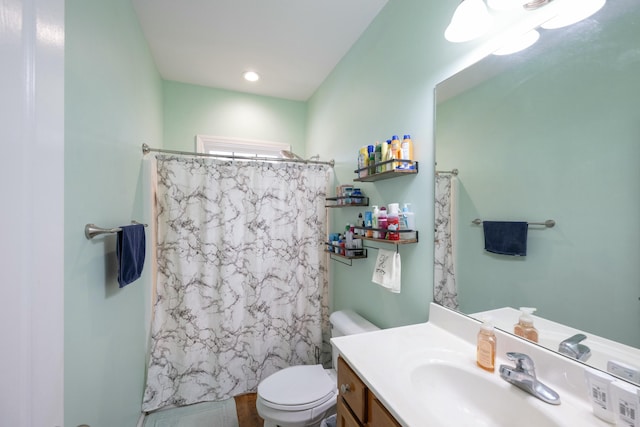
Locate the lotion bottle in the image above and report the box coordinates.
[513,307,539,343]
[477,318,496,372]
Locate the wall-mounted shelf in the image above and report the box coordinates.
[325,196,369,208]
[324,248,368,259]
[353,227,419,244]
[354,160,419,182]
[325,243,367,266]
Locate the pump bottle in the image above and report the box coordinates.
[514,307,539,343]
[477,318,496,372]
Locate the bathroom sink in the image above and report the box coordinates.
[410,361,562,427]
[333,305,612,426]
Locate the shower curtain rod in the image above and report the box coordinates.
[142,143,335,167]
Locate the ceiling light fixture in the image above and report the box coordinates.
[492,29,540,55]
[541,0,605,29]
[444,0,494,42]
[243,71,260,82]
[487,0,520,11]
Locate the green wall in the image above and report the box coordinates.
[65,0,162,425]
[163,80,307,156]
[436,5,640,347]
[306,0,482,328]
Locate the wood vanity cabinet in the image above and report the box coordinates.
[337,357,402,427]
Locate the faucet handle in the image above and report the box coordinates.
[506,352,536,377]
[562,333,587,345]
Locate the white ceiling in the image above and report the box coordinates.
[132,0,388,101]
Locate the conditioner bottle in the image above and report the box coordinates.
[477,318,496,372]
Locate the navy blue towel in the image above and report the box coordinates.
[482,221,528,256]
[116,224,146,287]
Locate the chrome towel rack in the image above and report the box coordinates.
[435,168,459,176]
[85,221,148,239]
[472,218,556,228]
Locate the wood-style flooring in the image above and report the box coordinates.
[234,392,264,427]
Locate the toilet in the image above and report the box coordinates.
[256,310,379,427]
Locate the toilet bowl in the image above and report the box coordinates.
[256,310,379,427]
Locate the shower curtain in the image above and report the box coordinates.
[434,174,459,310]
[142,155,331,412]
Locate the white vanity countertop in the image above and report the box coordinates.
[331,303,613,427]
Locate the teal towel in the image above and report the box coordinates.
[116,224,146,287]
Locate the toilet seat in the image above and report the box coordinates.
[258,365,336,411]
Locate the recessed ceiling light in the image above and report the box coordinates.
[243,71,260,82]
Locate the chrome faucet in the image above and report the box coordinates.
[499,352,561,405]
[558,334,591,362]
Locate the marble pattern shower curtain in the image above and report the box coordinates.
[142,155,331,412]
[434,174,459,310]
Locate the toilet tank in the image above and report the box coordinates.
[329,310,379,369]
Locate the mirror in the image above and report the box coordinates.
[434,0,640,382]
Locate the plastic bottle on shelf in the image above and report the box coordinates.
[378,206,388,239]
[374,142,383,173]
[380,140,389,173]
[384,140,393,171]
[367,145,375,176]
[387,203,400,240]
[371,205,380,238]
[364,210,373,237]
[358,147,368,178]
[345,223,354,257]
[401,203,416,239]
[390,135,402,169]
[401,135,414,170]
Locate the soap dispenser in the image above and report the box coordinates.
[514,307,539,343]
[477,317,496,372]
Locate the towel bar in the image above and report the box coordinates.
[85,221,148,239]
[472,218,555,228]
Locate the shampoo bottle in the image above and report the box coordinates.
[477,318,496,372]
[514,307,539,343]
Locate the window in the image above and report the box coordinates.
[195,135,291,159]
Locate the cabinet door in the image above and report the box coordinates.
[337,357,367,424]
[369,394,402,427]
[337,396,362,427]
